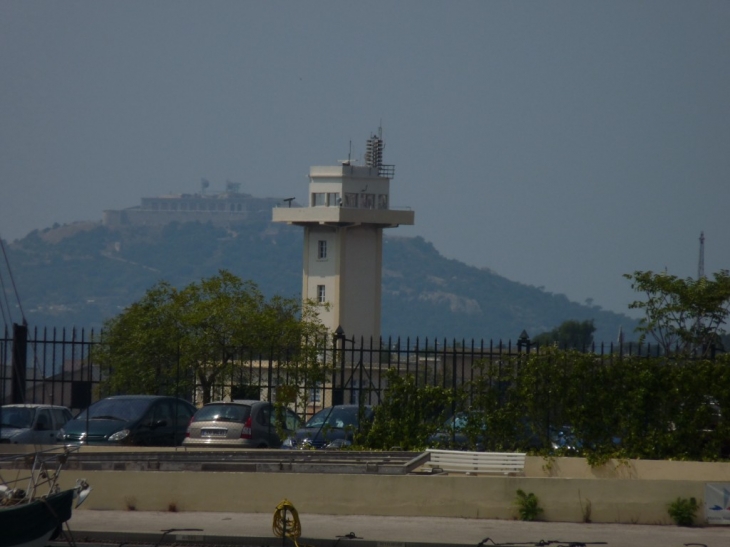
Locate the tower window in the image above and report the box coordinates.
[360,194,375,209]
[318,240,327,259]
[344,193,358,207]
[317,285,326,303]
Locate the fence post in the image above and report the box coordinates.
[11,322,27,404]
[332,326,345,405]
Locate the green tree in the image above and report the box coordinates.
[361,368,455,450]
[532,319,596,349]
[94,270,328,404]
[624,270,730,357]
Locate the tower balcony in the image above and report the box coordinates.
[273,205,414,228]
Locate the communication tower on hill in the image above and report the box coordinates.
[698,231,705,280]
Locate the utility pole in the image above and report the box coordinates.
[698,231,705,280]
[695,231,708,356]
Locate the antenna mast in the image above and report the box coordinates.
[365,128,394,178]
[698,231,705,280]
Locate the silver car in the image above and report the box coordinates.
[0,404,74,444]
[183,400,303,449]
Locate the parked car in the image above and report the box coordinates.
[183,400,303,449]
[281,404,373,449]
[56,395,196,446]
[0,404,74,445]
[550,424,582,452]
[428,412,487,451]
[548,424,622,454]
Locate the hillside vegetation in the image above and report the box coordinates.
[4,215,637,343]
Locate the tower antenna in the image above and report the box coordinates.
[698,231,705,280]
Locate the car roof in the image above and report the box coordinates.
[1,404,70,410]
[321,404,371,410]
[90,395,195,408]
[206,400,263,406]
[98,395,183,401]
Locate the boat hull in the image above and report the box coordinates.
[0,489,75,547]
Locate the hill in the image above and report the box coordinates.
[3,214,638,344]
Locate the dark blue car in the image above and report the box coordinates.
[57,395,196,446]
[281,404,373,449]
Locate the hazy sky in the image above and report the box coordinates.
[1,1,728,317]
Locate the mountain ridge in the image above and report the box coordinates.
[3,212,638,344]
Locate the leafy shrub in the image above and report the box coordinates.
[359,368,454,450]
[667,496,699,526]
[514,489,543,521]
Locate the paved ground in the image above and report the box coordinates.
[63,510,729,547]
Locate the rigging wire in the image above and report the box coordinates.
[0,262,10,327]
[0,233,26,327]
[0,232,46,379]
[0,233,28,332]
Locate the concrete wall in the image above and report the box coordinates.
[48,454,730,525]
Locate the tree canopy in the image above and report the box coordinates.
[532,319,596,349]
[624,269,730,357]
[94,270,328,404]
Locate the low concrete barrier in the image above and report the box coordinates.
[43,450,730,525]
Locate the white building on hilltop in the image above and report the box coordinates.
[103,181,281,229]
[273,134,415,340]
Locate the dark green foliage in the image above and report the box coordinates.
[625,269,730,357]
[94,270,328,405]
[352,347,730,462]
[457,358,540,452]
[359,368,454,450]
[514,489,543,521]
[667,497,699,526]
[532,319,596,349]
[510,348,730,462]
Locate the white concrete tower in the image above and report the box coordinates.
[273,134,415,340]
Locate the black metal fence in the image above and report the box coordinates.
[1,323,665,420]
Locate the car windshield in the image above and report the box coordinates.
[192,404,251,423]
[0,407,35,428]
[305,407,360,429]
[76,398,153,422]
